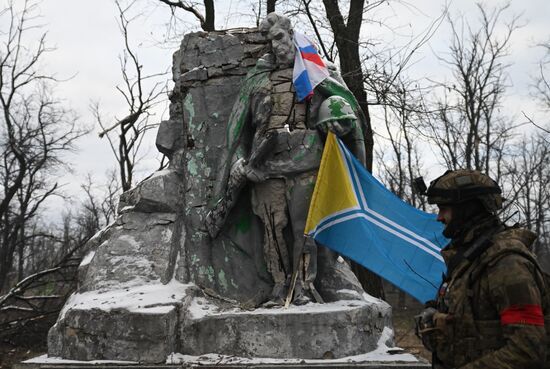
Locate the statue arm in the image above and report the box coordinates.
[206,72,271,238]
[211,67,270,202]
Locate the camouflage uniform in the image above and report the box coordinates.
[430,219,547,368]
[417,169,548,368]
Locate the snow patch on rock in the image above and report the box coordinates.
[60,279,192,319]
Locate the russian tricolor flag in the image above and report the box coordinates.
[293,32,330,101]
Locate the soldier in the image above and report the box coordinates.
[415,169,548,368]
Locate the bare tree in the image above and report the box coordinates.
[154,0,215,31]
[318,0,375,171]
[95,0,167,192]
[502,133,550,255]
[0,0,85,291]
[424,4,520,176]
[525,41,550,134]
[376,77,429,208]
[535,41,550,112]
[0,170,120,338]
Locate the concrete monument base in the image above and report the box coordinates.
[18,362,430,369]
[47,281,398,363]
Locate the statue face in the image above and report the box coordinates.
[266,24,295,68]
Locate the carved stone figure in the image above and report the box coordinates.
[44,17,396,363]
[206,13,369,306]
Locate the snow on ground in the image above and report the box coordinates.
[166,328,417,364]
[60,279,192,319]
[188,295,386,320]
[25,355,137,364]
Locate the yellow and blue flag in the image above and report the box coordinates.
[305,133,448,303]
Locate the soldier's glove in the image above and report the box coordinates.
[414,307,437,338]
[414,307,438,352]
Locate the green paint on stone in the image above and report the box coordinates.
[292,148,306,162]
[207,266,215,282]
[235,212,251,233]
[187,157,198,176]
[218,269,228,291]
[306,132,319,146]
[328,98,345,117]
[306,181,316,194]
[200,266,215,283]
[225,65,270,147]
[184,94,195,128]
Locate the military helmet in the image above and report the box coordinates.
[426,169,503,212]
[316,96,357,127]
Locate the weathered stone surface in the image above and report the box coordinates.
[79,212,177,292]
[118,170,182,213]
[48,283,194,363]
[48,307,177,362]
[207,67,223,78]
[156,120,183,157]
[179,66,272,302]
[256,129,323,175]
[237,29,268,44]
[181,297,392,359]
[182,67,208,82]
[243,43,268,57]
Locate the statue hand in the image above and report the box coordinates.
[244,167,267,183]
[325,119,354,137]
[230,158,268,183]
[228,158,248,186]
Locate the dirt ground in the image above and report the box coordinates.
[392,304,432,361]
[0,295,430,369]
[0,317,52,369]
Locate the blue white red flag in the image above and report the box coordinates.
[292,32,330,101]
[305,133,448,303]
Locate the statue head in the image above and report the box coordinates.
[259,12,296,68]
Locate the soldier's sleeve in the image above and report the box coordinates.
[459,252,547,369]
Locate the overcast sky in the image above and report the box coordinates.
[4,0,549,224]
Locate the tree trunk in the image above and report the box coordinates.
[203,0,215,31]
[267,0,276,13]
[322,0,373,170]
[321,0,382,298]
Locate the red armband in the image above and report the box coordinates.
[500,304,544,326]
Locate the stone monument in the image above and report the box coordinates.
[46,14,395,364]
